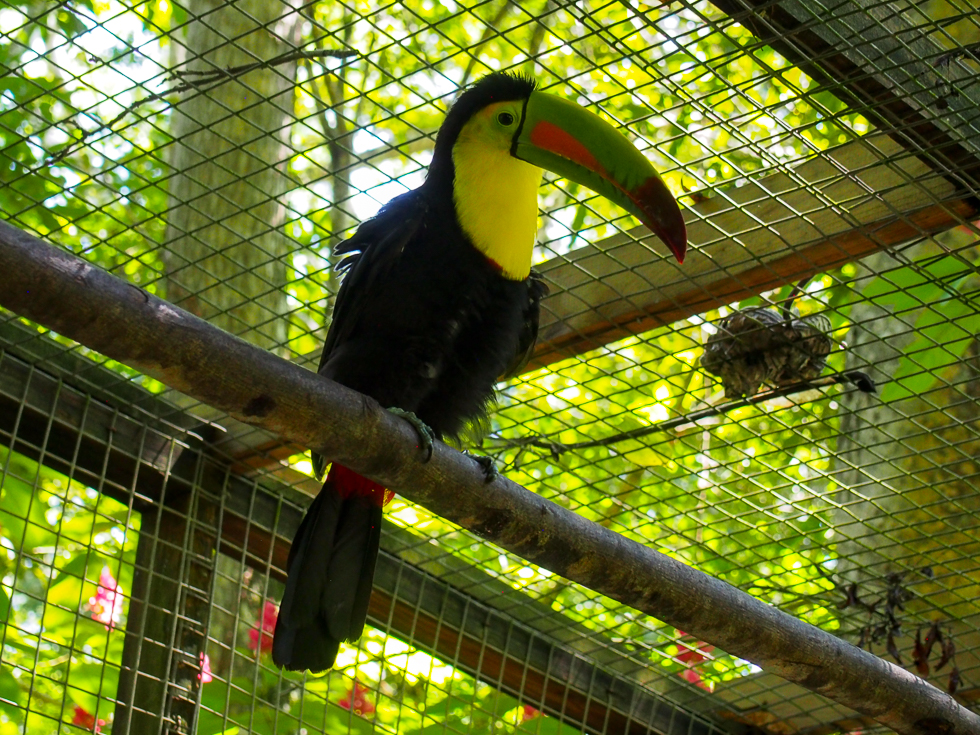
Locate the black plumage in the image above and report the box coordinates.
[273,74,547,672]
[316,187,545,446]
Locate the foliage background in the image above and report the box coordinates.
[1,0,978,732]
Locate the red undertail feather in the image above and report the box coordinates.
[329,463,395,507]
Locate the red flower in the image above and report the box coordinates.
[675,632,714,692]
[199,652,213,684]
[521,705,541,722]
[676,641,714,665]
[678,667,713,690]
[71,705,106,733]
[248,600,278,654]
[338,681,376,717]
[84,567,123,630]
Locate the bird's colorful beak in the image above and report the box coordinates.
[512,91,687,263]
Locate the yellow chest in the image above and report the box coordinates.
[452,129,542,281]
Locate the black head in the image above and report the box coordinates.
[426,72,536,192]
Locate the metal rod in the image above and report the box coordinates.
[0,219,976,735]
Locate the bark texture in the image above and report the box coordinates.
[836,246,980,607]
[162,0,301,351]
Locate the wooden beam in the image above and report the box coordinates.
[531,133,966,368]
[536,0,980,365]
[706,0,980,191]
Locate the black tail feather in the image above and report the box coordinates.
[273,470,383,672]
[321,494,383,643]
[346,511,382,643]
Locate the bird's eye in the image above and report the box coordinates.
[497,111,516,126]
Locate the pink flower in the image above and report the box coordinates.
[198,653,213,684]
[678,667,713,690]
[676,641,714,666]
[71,705,106,732]
[248,600,278,654]
[85,567,123,630]
[338,681,376,717]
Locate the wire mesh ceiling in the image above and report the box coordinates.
[1,0,979,733]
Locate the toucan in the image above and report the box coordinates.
[272,72,687,672]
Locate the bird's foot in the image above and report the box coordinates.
[463,451,498,484]
[388,408,435,461]
[842,371,877,394]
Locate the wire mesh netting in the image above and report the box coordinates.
[1,0,979,733]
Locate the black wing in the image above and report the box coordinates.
[312,190,428,479]
[502,268,549,380]
[317,189,429,375]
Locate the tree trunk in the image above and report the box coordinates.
[156,1,302,718]
[834,241,980,684]
[162,0,301,352]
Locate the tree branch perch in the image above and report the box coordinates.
[0,219,977,735]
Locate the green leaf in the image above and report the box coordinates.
[49,554,91,589]
[0,473,55,551]
[67,662,119,709]
[874,257,980,403]
[0,585,9,623]
[0,666,23,723]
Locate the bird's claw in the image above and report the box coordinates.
[464,451,498,483]
[388,408,435,461]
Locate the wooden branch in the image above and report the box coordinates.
[2,222,978,733]
[486,371,875,458]
[49,47,358,164]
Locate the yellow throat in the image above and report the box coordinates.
[452,103,542,281]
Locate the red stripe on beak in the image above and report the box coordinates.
[530,120,607,177]
[524,114,687,264]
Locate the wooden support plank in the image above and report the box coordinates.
[0,337,219,734]
[114,476,217,735]
[531,133,966,368]
[534,0,980,365]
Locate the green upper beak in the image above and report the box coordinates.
[511,91,687,263]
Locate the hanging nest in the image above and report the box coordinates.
[700,308,834,398]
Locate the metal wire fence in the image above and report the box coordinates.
[1,0,979,732]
